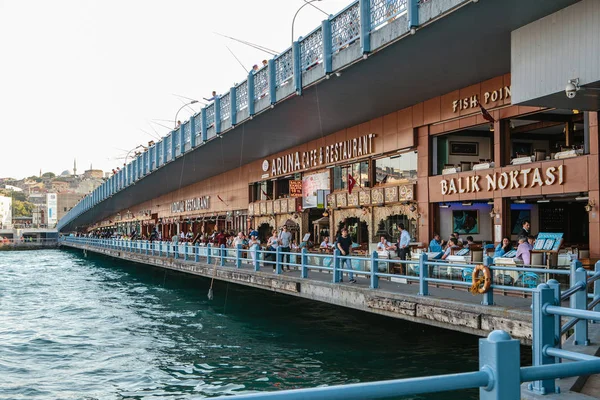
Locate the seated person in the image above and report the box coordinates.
[320,236,334,249]
[515,236,533,265]
[376,235,397,251]
[441,237,459,260]
[464,236,475,248]
[494,237,514,258]
[428,233,444,253]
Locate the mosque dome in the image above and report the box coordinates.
[60,169,74,176]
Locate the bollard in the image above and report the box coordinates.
[418,253,428,296]
[275,247,282,274]
[301,248,308,278]
[254,247,260,271]
[479,330,521,400]
[220,244,225,267]
[195,243,199,262]
[530,283,557,395]
[236,244,242,268]
[482,256,494,306]
[207,243,212,264]
[573,267,589,345]
[370,251,379,289]
[333,249,341,283]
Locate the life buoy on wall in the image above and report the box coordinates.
[470,264,492,294]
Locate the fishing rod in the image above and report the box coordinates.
[214,32,278,55]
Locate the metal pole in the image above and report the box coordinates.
[530,284,557,395]
[573,267,589,345]
[301,247,308,278]
[370,251,379,289]
[479,330,521,400]
[418,253,428,296]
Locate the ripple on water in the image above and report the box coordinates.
[0,250,490,399]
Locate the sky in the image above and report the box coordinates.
[0,0,352,180]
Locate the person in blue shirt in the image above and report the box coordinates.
[396,223,411,260]
[494,237,513,258]
[429,233,443,253]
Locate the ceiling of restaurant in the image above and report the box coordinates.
[64,0,582,231]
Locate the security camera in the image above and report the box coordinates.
[565,79,579,99]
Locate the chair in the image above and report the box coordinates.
[462,268,473,282]
[515,272,540,288]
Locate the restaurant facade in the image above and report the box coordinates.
[90,73,600,260]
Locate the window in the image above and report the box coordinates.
[333,161,369,191]
[250,181,274,202]
[64,207,67,212]
[374,151,417,185]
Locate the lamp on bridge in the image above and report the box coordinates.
[174,100,199,129]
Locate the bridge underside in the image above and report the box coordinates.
[63,0,580,231]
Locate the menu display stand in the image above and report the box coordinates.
[532,232,564,268]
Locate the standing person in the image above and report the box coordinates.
[248,226,258,239]
[232,231,245,248]
[248,234,260,264]
[397,223,411,260]
[203,91,218,102]
[519,220,531,238]
[278,225,292,271]
[267,231,279,272]
[171,231,179,253]
[336,228,356,283]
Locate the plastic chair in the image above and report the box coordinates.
[516,272,540,288]
[462,268,473,282]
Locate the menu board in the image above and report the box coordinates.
[289,180,302,198]
[533,232,563,253]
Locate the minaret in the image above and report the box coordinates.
[39,169,42,178]
[73,158,77,176]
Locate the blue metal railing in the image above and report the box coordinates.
[61,236,600,399]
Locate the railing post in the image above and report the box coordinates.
[418,253,428,296]
[546,279,562,363]
[479,330,521,400]
[275,246,282,274]
[190,115,196,148]
[573,266,589,345]
[174,242,179,259]
[200,107,207,142]
[322,18,332,74]
[184,242,188,260]
[408,0,419,31]
[593,261,600,319]
[145,240,149,255]
[359,0,371,54]
[220,244,225,267]
[214,96,222,135]
[236,244,242,268]
[333,249,341,283]
[151,241,155,256]
[301,248,308,278]
[166,241,170,258]
[529,283,557,395]
[247,70,255,116]
[158,241,162,257]
[230,86,237,126]
[268,59,276,104]
[195,243,200,262]
[254,247,260,271]
[292,41,302,95]
[207,243,212,264]
[370,251,379,289]
[482,256,494,306]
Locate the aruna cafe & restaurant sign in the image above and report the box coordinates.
[440,165,565,195]
[264,134,376,177]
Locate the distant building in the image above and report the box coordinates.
[51,180,70,192]
[1,184,23,192]
[57,193,83,222]
[0,196,12,229]
[83,169,103,179]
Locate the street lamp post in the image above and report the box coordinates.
[174,100,199,129]
[292,0,325,44]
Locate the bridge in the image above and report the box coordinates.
[62,236,600,398]
[56,0,588,232]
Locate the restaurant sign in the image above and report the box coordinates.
[171,196,210,213]
[266,133,375,177]
[440,166,564,195]
[289,180,302,197]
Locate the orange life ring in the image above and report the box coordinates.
[471,264,492,294]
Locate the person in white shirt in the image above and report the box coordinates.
[248,236,260,264]
[397,224,411,260]
[320,237,333,249]
[376,236,397,251]
[232,232,245,248]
